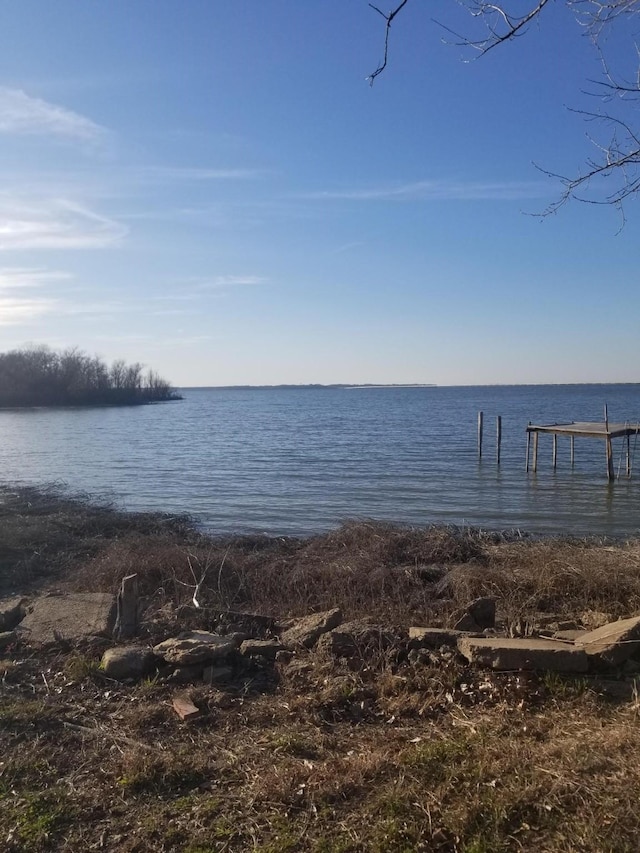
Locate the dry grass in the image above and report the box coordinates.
[4,486,640,850]
[4,485,640,631]
[2,644,640,852]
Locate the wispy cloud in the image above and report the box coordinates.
[0,296,56,325]
[0,266,72,325]
[330,241,365,255]
[0,87,105,141]
[195,275,267,289]
[0,198,127,250]
[301,179,551,202]
[142,166,265,182]
[0,267,73,290]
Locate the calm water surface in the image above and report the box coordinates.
[1,385,640,537]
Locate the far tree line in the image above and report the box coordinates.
[0,346,181,408]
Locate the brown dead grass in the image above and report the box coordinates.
[4,486,640,850]
[2,645,640,852]
[5,485,640,630]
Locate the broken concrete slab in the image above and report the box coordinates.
[457,636,589,673]
[316,620,398,658]
[0,596,27,631]
[280,608,342,649]
[240,638,286,660]
[101,646,156,681]
[574,615,640,666]
[153,630,238,665]
[17,593,116,645]
[467,597,496,630]
[553,629,587,643]
[408,627,465,649]
[453,613,482,632]
[114,574,139,641]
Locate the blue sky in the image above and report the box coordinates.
[0,0,638,386]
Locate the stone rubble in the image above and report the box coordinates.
[153,630,239,665]
[5,583,640,685]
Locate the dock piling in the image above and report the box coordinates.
[477,411,483,461]
[496,415,502,465]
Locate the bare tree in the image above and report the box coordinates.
[368,0,640,214]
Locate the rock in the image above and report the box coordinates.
[280,608,342,649]
[153,630,238,665]
[575,615,640,666]
[457,637,589,673]
[0,630,16,650]
[0,596,27,631]
[114,574,139,640]
[101,646,156,681]
[408,627,465,649]
[467,597,496,630]
[553,629,587,643]
[557,620,579,631]
[202,664,235,684]
[17,593,117,645]
[172,694,200,721]
[581,610,612,630]
[316,620,401,658]
[169,664,204,684]
[453,613,481,632]
[240,639,286,660]
[275,649,293,664]
[215,610,276,638]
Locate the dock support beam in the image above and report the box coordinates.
[496,415,502,465]
[477,411,483,461]
[532,431,539,473]
[552,434,558,470]
[570,436,575,466]
[604,404,614,482]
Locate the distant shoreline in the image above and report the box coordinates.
[183,383,438,391]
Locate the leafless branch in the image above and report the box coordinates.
[367,0,411,85]
[366,0,640,214]
[434,0,551,56]
[535,109,640,215]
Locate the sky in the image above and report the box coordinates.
[0,0,638,386]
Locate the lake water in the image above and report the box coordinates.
[1,385,639,537]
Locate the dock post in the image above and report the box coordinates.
[496,415,502,465]
[477,411,483,460]
[532,431,539,473]
[570,436,575,466]
[606,436,614,481]
[626,433,631,478]
[552,434,558,470]
[604,404,614,482]
[526,423,531,471]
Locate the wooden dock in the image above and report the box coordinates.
[526,413,640,481]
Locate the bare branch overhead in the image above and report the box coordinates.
[366,0,640,214]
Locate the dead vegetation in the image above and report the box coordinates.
[4,485,640,851]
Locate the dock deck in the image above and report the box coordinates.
[526,419,640,480]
